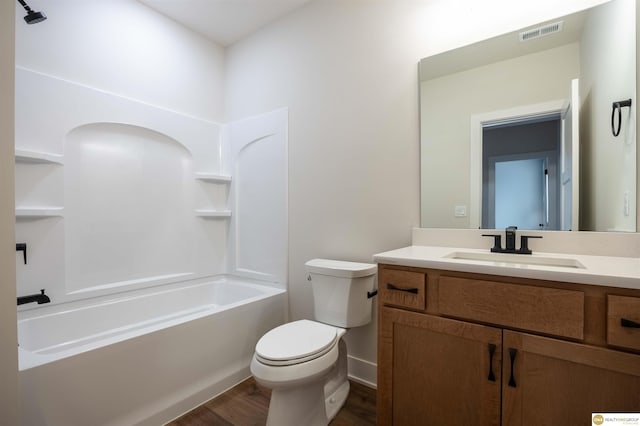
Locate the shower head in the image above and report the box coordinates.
[16,0,46,24]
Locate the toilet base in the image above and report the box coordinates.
[266,380,328,426]
[263,339,350,426]
[325,379,349,420]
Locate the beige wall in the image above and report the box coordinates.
[420,43,580,228]
[225,1,425,379]
[580,0,637,231]
[1,2,19,424]
[224,0,604,383]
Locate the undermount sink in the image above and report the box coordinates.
[443,251,586,269]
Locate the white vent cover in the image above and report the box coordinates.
[519,21,564,42]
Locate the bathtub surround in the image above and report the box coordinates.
[15,66,289,302]
[14,67,288,424]
[13,3,290,425]
[15,68,226,304]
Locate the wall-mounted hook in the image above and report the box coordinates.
[16,243,27,264]
[611,98,632,137]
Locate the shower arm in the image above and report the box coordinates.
[17,0,32,12]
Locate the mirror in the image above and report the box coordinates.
[420,0,637,232]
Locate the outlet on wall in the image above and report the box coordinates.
[454,205,467,217]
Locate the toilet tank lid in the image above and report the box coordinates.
[305,258,377,278]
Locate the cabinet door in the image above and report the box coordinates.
[502,330,640,426]
[378,307,502,425]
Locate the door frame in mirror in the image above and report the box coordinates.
[469,99,568,229]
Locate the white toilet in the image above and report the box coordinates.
[250,258,377,426]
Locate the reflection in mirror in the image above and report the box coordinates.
[420,0,636,232]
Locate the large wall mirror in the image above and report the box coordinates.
[420,0,637,232]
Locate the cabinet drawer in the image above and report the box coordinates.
[438,276,584,340]
[379,269,426,310]
[607,295,640,351]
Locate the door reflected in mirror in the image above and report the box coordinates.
[419,0,636,232]
[482,117,560,230]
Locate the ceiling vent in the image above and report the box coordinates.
[519,21,564,42]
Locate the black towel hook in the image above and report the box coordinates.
[611,98,632,137]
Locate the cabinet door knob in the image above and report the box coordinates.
[487,343,496,382]
[386,283,418,294]
[508,348,518,388]
[621,318,640,328]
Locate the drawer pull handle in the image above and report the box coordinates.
[487,343,496,382]
[386,283,419,294]
[508,348,517,388]
[621,318,640,328]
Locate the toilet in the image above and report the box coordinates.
[250,258,377,426]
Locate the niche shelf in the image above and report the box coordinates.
[194,209,232,218]
[16,207,65,219]
[15,149,64,165]
[194,172,231,183]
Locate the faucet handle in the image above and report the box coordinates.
[518,235,543,254]
[482,234,502,252]
[16,243,27,264]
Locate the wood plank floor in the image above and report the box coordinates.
[166,377,376,426]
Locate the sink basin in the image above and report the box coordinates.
[443,251,586,269]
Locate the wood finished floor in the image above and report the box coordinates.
[166,377,376,426]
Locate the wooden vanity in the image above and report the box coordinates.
[376,264,640,425]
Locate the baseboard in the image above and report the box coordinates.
[347,355,377,389]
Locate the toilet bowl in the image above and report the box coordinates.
[251,320,349,425]
[250,259,377,426]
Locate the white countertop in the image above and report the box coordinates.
[373,245,640,290]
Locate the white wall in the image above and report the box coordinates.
[224,0,613,384]
[580,0,637,231]
[16,0,225,121]
[1,1,19,424]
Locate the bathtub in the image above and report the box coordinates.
[18,276,287,426]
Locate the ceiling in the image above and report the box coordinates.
[138,0,313,46]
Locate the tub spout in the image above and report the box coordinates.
[17,289,50,306]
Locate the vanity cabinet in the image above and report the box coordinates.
[377,265,640,426]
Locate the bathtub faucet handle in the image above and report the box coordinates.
[16,243,27,264]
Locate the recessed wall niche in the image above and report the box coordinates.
[64,123,222,293]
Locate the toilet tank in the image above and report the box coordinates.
[305,259,377,328]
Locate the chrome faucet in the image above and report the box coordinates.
[482,226,542,255]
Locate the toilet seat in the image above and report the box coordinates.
[255,320,339,366]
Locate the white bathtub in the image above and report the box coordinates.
[18,276,287,426]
